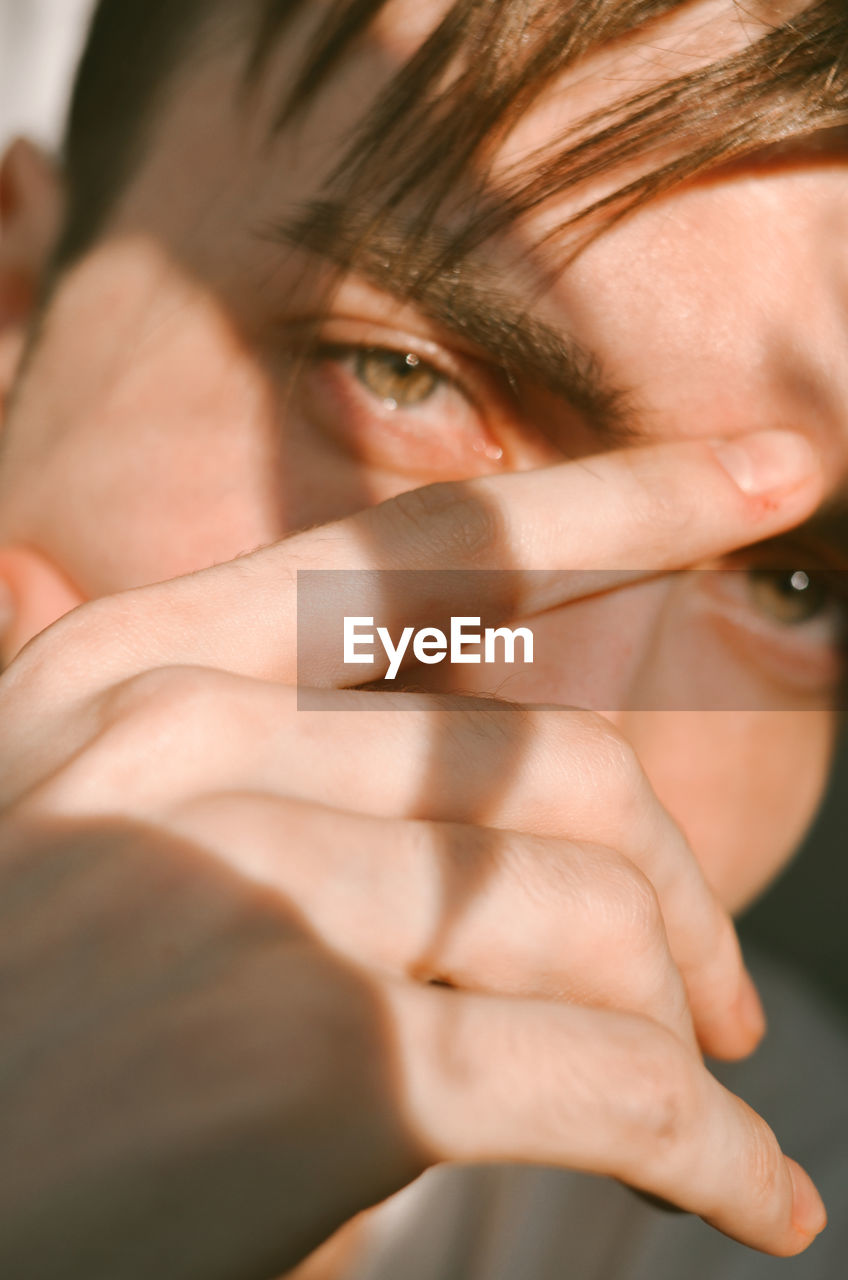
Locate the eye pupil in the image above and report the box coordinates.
[355,348,439,408]
[748,568,826,624]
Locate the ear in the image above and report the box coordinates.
[0,139,63,418]
[0,545,85,667]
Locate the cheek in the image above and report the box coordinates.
[3,252,291,593]
[411,583,836,913]
[620,710,835,912]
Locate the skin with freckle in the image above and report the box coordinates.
[0,1,847,1277]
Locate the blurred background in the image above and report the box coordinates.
[743,736,848,1014]
[1,0,846,1015]
[0,0,92,152]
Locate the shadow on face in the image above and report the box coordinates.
[1,0,847,936]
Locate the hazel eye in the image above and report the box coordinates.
[293,328,509,479]
[697,559,848,696]
[354,348,440,408]
[747,569,831,626]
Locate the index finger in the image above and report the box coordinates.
[37,429,822,689]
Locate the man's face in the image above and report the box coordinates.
[1,0,846,911]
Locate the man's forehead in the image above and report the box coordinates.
[237,0,829,293]
[255,0,770,164]
[123,0,838,267]
[476,1,776,164]
[256,0,777,102]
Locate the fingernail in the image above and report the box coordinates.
[711,430,818,496]
[735,969,767,1043]
[787,1158,828,1239]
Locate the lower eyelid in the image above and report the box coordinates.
[703,570,842,633]
[694,571,845,693]
[298,352,509,475]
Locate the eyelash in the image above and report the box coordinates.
[294,333,513,477]
[699,548,848,691]
[316,342,463,409]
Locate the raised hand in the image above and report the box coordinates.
[0,431,828,1276]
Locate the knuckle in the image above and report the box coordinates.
[616,861,665,941]
[385,482,500,563]
[1,595,120,703]
[568,711,645,795]
[100,665,227,730]
[566,844,659,945]
[577,862,684,1022]
[626,453,693,544]
[520,710,651,842]
[585,855,672,991]
[598,725,645,801]
[587,717,651,835]
[388,483,442,537]
[31,667,235,815]
[617,1028,696,1156]
[0,598,152,808]
[637,487,692,545]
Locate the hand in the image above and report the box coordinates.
[0,433,828,1275]
[0,812,428,1279]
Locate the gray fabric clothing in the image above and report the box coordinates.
[349,948,848,1278]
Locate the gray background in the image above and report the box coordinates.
[742,738,848,1015]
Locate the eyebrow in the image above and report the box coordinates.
[271,199,638,444]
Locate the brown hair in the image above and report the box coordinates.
[55,0,222,267]
[56,0,848,278]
